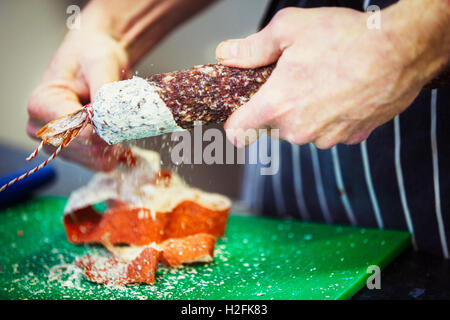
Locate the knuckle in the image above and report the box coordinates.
[286,130,314,146]
[343,136,362,145]
[244,35,258,59]
[270,7,298,43]
[300,125,318,142]
[273,7,296,23]
[290,136,308,146]
[315,141,337,150]
[314,136,338,149]
[344,130,372,145]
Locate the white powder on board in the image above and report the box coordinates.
[91,76,183,145]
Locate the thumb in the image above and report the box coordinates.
[216,25,282,68]
[27,81,83,128]
[81,50,129,102]
[224,88,269,147]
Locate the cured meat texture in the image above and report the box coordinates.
[75,234,216,285]
[147,64,274,128]
[64,147,231,285]
[91,64,274,144]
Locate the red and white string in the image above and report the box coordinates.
[84,103,93,121]
[0,144,64,193]
[26,141,44,161]
[0,104,93,193]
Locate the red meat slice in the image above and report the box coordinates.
[75,246,159,285]
[160,233,216,267]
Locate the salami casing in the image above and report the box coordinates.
[91,64,274,145]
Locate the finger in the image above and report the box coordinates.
[312,122,351,149]
[27,81,83,124]
[37,126,122,172]
[41,141,116,172]
[224,62,296,147]
[27,82,124,171]
[313,135,339,150]
[67,139,121,172]
[224,87,272,147]
[344,128,373,145]
[216,23,282,68]
[81,50,127,101]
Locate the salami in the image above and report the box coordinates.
[91,63,275,144]
[0,64,274,193]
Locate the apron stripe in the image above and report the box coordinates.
[363,0,371,10]
[332,146,357,225]
[430,89,449,258]
[271,139,287,216]
[360,141,384,228]
[241,142,258,211]
[291,145,311,220]
[394,115,417,249]
[309,144,332,222]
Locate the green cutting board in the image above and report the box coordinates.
[0,197,410,300]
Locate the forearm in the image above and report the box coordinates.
[383,0,450,89]
[82,0,215,66]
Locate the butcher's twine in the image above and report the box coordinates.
[0,104,93,193]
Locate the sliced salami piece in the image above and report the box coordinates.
[75,246,160,285]
[63,148,231,247]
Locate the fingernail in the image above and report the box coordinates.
[225,127,240,148]
[225,127,258,148]
[217,40,239,61]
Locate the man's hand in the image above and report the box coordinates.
[27,29,130,171]
[27,0,213,171]
[217,1,450,148]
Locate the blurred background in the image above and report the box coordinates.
[0,0,270,202]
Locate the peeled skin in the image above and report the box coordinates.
[75,246,160,285]
[63,147,231,285]
[64,205,168,246]
[63,201,229,246]
[64,201,228,285]
[73,234,216,285]
[160,233,216,267]
[65,196,229,285]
